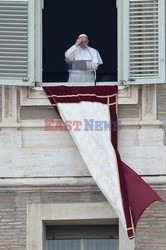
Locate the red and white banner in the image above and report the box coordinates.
[44,86,161,239]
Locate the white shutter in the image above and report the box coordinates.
[0,0,34,86]
[118,0,165,84]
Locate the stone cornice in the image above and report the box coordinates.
[0,176,165,189]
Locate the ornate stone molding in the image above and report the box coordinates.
[0,176,165,188]
[139,85,162,127]
[138,85,164,146]
[0,86,20,129]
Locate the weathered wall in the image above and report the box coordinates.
[0,188,105,249]
[0,185,165,250]
[19,85,166,131]
[0,85,165,179]
[20,102,140,120]
[135,185,166,250]
[0,85,165,250]
[157,84,166,133]
[0,86,1,122]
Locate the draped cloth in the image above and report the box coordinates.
[44,86,161,239]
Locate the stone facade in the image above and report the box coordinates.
[0,84,165,249]
[0,185,165,250]
[157,84,166,134]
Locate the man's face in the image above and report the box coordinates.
[80,37,89,49]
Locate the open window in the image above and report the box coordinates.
[41,0,166,85]
[42,0,117,84]
[0,0,165,86]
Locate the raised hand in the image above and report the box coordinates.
[75,37,83,46]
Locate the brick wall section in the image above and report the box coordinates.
[0,186,165,250]
[135,185,166,250]
[0,190,105,249]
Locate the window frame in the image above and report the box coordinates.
[26,202,135,250]
[35,0,166,87]
[36,0,118,87]
[0,0,165,86]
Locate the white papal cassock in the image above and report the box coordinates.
[65,45,103,82]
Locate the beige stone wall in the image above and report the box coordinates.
[0,85,165,178]
[0,85,161,126]
[0,85,165,249]
[0,188,105,249]
[0,185,165,250]
[20,104,140,120]
[157,84,166,133]
[0,85,163,128]
[0,86,1,122]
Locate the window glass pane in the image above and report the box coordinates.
[46,225,118,239]
[47,239,119,250]
[84,239,119,250]
[46,225,119,250]
[47,239,80,250]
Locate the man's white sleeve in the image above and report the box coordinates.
[65,45,77,63]
[92,63,99,70]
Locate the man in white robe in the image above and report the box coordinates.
[65,34,103,82]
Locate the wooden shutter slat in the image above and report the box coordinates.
[0,0,28,80]
[118,0,165,84]
[129,0,161,81]
[0,0,34,85]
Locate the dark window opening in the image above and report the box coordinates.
[43,0,117,83]
[46,225,119,250]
